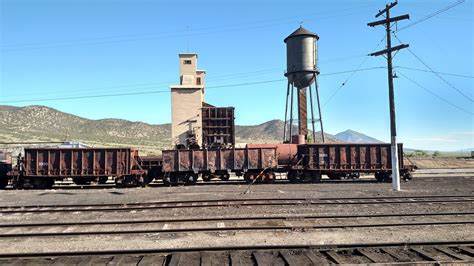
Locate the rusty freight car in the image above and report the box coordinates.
[162,147,278,185]
[291,143,414,182]
[11,148,147,189]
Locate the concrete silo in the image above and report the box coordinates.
[283,26,325,143]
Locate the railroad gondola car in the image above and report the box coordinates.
[290,143,415,182]
[7,147,147,189]
[161,147,278,185]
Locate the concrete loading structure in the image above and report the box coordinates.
[170,53,235,149]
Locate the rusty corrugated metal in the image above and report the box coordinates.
[298,143,404,171]
[162,147,277,173]
[22,148,143,178]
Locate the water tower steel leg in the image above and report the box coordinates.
[283,81,290,143]
[308,84,316,143]
[289,82,294,140]
[315,76,325,143]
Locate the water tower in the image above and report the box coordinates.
[283,26,325,143]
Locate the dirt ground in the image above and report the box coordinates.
[407,157,474,169]
[0,172,472,255]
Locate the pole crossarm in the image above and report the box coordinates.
[369,44,409,57]
[375,1,398,17]
[368,14,410,27]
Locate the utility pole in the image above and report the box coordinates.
[368,1,409,191]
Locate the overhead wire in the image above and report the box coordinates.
[2,5,379,52]
[397,71,473,116]
[397,0,466,32]
[394,34,473,102]
[0,67,386,104]
[394,66,474,79]
[322,35,387,107]
[2,4,377,49]
[2,53,375,99]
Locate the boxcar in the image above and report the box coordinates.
[162,147,278,185]
[14,148,147,188]
[292,143,413,182]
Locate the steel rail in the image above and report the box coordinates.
[1,197,473,214]
[1,195,472,209]
[0,211,472,228]
[0,220,472,238]
[0,240,472,259]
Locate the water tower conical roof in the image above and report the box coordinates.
[284,26,319,43]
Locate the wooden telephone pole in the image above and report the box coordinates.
[368,1,409,191]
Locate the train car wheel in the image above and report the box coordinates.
[383,173,392,183]
[201,174,212,182]
[264,172,276,183]
[244,172,256,183]
[98,176,108,184]
[288,171,302,183]
[403,171,413,181]
[350,173,360,180]
[219,173,230,181]
[162,176,171,186]
[73,178,92,185]
[185,173,198,185]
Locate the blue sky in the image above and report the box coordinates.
[1,0,473,151]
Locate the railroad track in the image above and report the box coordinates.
[0,214,472,238]
[1,211,472,228]
[0,241,472,264]
[0,195,472,214]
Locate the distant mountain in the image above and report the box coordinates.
[0,105,171,155]
[335,129,383,143]
[236,119,338,144]
[1,105,383,155]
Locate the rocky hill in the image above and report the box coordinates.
[236,119,338,144]
[0,105,378,155]
[335,129,383,143]
[0,105,170,155]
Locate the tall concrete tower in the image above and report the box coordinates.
[170,53,206,148]
[283,26,325,143]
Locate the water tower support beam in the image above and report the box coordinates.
[289,82,294,140]
[283,81,290,143]
[315,75,325,143]
[308,83,316,143]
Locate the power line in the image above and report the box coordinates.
[394,35,473,102]
[395,66,474,79]
[322,35,387,107]
[398,71,473,116]
[3,5,377,49]
[4,53,369,99]
[397,0,465,32]
[0,90,169,104]
[0,67,386,104]
[2,5,379,52]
